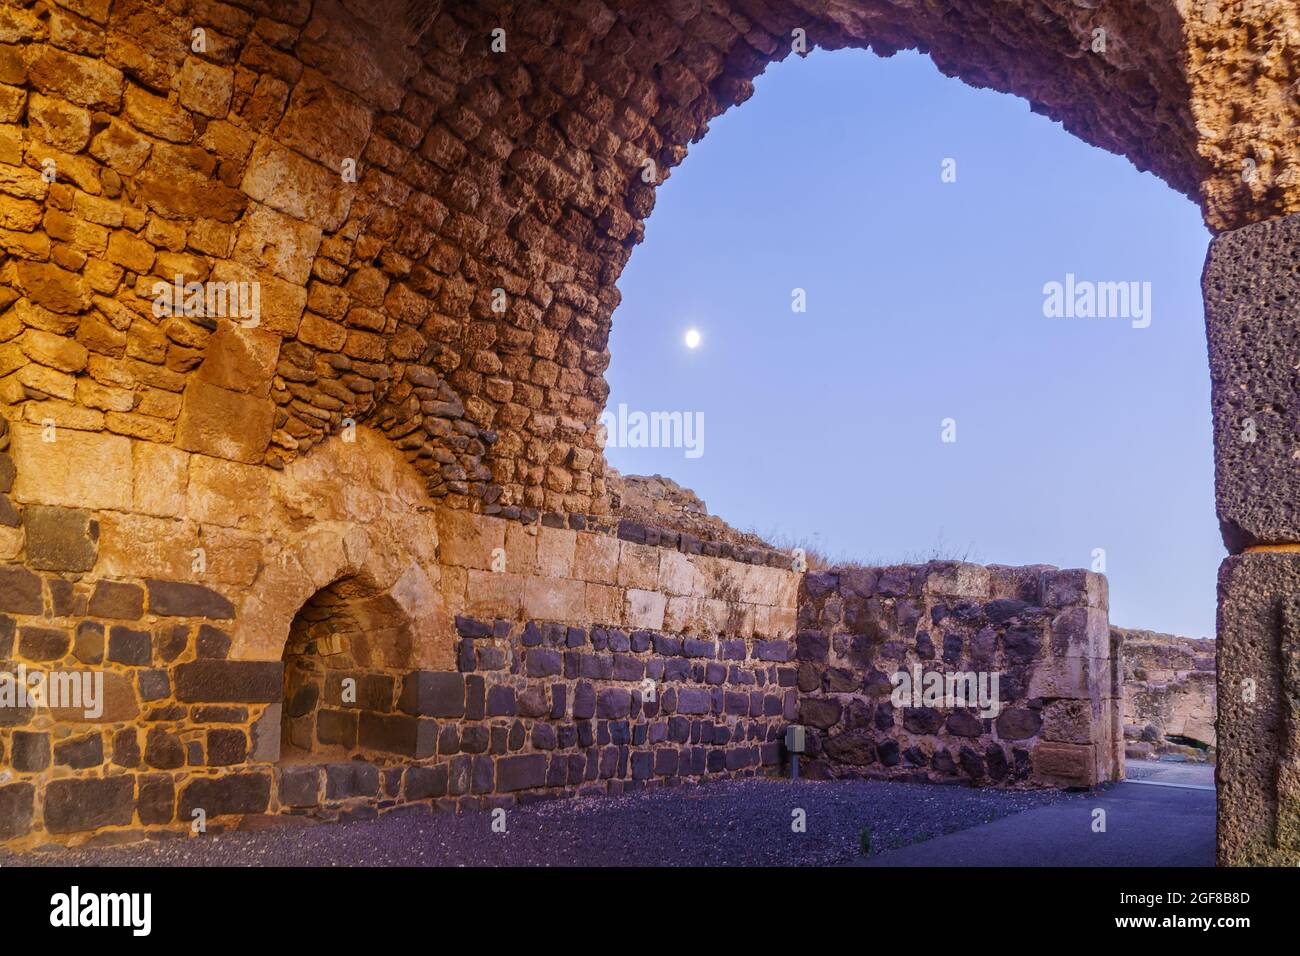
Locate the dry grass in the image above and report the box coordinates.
[752,528,982,572]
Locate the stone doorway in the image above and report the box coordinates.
[280,576,419,766]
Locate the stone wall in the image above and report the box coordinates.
[0,409,1128,849]
[794,563,1123,789]
[1115,626,1216,759]
[0,419,806,848]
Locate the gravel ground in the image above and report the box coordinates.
[0,777,1082,867]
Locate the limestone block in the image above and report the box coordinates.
[921,561,992,599]
[273,69,374,168]
[232,203,323,286]
[503,521,537,575]
[584,582,622,625]
[10,422,131,510]
[523,575,584,622]
[624,588,666,630]
[1049,606,1110,659]
[436,508,503,570]
[573,531,618,584]
[1030,741,1098,788]
[193,323,282,398]
[23,504,97,571]
[206,260,307,336]
[535,526,575,578]
[617,540,659,590]
[1040,569,1108,610]
[464,568,523,620]
[663,595,702,633]
[240,138,354,232]
[1202,211,1300,549]
[657,548,698,597]
[175,380,275,465]
[177,56,234,118]
[198,525,263,586]
[186,453,271,529]
[131,440,189,517]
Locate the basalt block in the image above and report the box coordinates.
[398,671,464,717]
[1203,212,1300,550]
[23,505,98,572]
[43,776,135,833]
[179,773,273,819]
[0,783,34,841]
[173,660,283,702]
[1217,552,1300,865]
[358,711,438,758]
[146,579,235,619]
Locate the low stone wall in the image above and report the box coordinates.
[1115,627,1216,759]
[0,422,801,847]
[0,415,1133,849]
[794,563,1123,789]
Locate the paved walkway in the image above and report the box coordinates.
[852,762,1215,867]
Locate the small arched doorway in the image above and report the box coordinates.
[279,572,426,765]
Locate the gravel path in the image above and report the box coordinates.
[0,778,1081,867]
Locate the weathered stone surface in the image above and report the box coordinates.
[24,504,99,572]
[178,773,272,818]
[18,625,70,661]
[0,0,1288,859]
[359,712,437,757]
[175,381,275,465]
[137,775,175,825]
[173,660,283,702]
[0,784,34,841]
[86,580,143,619]
[107,625,150,665]
[398,671,464,718]
[43,776,134,833]
[1117,626,1216,751]
[325,762,379,800]
[1030,742,1098,789]
[496,754,547,792]
[0,566,41,614]
[146,579,235,619]
[1203,212,1300,550]
[1217,553,1300,866]
[278,766,321,808]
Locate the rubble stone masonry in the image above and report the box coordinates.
[1115,626,1216,758]
[796,563,1122,789]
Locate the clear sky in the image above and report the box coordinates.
[604,47,1220,638]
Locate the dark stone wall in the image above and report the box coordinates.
[793,562,1121,789]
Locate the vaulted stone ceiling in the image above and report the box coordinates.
[0,0,1294,519]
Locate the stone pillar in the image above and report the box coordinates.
[1203,211,1300,865]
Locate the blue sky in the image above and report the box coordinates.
[604,48,1219,637]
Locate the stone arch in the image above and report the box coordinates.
[279,566,424,763]
[231,520,452,670]
[0,0,1296,862]
[5,0,1294,518]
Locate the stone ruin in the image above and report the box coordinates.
[1115,627,1216,762]
[0,0,1296,865]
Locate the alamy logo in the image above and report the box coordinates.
[1042,273,1151,329]
[890,665,1001,718]
[50,886,151,936]
[0,666,103,719]
[152,274,261,327]
[597,403,704,459]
